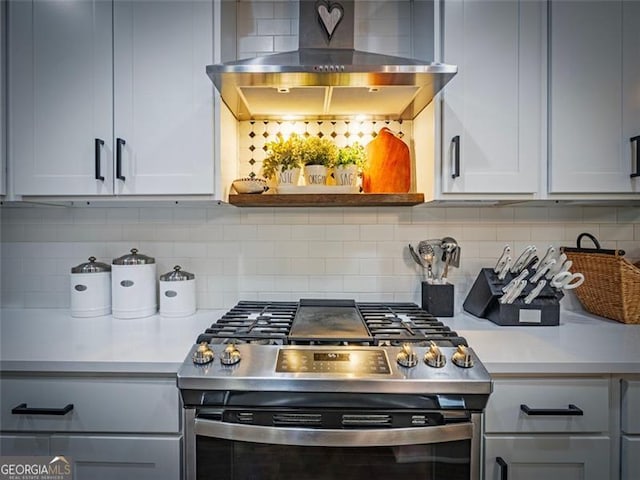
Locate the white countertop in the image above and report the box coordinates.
[0,308,225,374]
[1,307,639,376]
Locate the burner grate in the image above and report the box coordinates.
[195,300,467,348]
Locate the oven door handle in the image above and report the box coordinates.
[194,418,473,447]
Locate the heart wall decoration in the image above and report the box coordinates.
[316,0,344,42]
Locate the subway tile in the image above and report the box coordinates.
[192,258,224,276]
[238,1,274,19]
[529,225,564,242]
[377,208,412,225]
[241,208,275,225]
[360,224,394,241]
[238,275,275,292]
[273,1,297,19]
[23,258,60,276]
[24,224,59,242]
[121,225,157,242]
[139,207,173,224]
[41,208,73,224]
[152,225,192,242]
[636,224,640,240]
[325,225,359,241]
[273,208,309,225]
[1,224,25,242]
[617,241,640,260]
[190,225,224,241]
[342,207,378,224]
[273,275,309,292]
[8,207,43,224]
[563,225,600,242]
[271,241,309,258]
[343,275,377,292]
[207,242,241,258]
[359,258,394,275]
[139,242,174,258]
[343,241,376,258]
[25,292,68,309]
[394,224,434,242]
[326,258,359,275]
[412,207,447,224]
[376,241,404,258]
[496,226,531,241]
[107,208,140,224]
[308,210,344,225]
[241,240,276,258]
[548,206,583,223]
[238,36,274,53]
[257,18,291,35]
[599,224,635,241]
[513,207,549,222]
[175,242,208,259]
[173,208,207,224]
[445,207,480,223]
[291,225,326,241]
[461,225,496,241]
[617,206,640,223]
[207,206,241,225]
[480,207,514,223]
[378,276,414,294]
[274,35,297,52]
[290,258,325,275]
[582,207,618,223]
[255,224,291,241]
[224,225,258,241]
[306,241,343,258]
[309,275,343,292]
[0,290,25,308]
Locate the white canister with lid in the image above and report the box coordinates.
[159,266,196,317]
[111,248,157,319]
[70,257,111,318]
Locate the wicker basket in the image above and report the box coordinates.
[562,234,640,324]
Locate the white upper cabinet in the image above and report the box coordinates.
[113,0,213,195]
[549,0,640,194]
[9,0,213,197]
[439,0,543,195]
[0,0,5,196]
[9,0,114,196]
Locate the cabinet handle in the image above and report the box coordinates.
[11,403,74,416]
[94,138,105,181]
[496,457,508,480]
[116,138,126,181]
[520,403,583,416]
[631,135,640,178]
[451,135,460,179]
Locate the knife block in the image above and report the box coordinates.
[463,268,562,326]
[421,281,454,317]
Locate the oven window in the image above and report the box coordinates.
[196,437,470,479]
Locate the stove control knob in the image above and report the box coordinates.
[424,341,446,368]
[192,342,215,365]
[396,343,418,368]
[451,345,474,368]
[221,343,241,366]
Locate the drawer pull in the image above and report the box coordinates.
[496,457,508,480]
[520,403,583,416]
[11,403,74,416]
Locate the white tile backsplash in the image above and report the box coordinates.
[1,204,639,312]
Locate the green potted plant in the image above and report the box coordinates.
[334,142,366,187]
[300,136,338,186]
[261,134,304,186]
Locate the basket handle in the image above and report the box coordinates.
[576,233,601,249]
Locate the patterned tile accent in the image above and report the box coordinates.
[238,120,411,178]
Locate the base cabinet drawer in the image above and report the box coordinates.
[622,380,640,433]
[1,375,179,433]
[50,435,181,480]
[0,434,49,455]
[622,435,640,480]
[484,435,610,480]
[485,378,609,433]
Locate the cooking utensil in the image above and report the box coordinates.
[550,261,585,290]
[441,237,460,267]
[510,246,535,274]
[524,280,547,304]
[502,269,529,293]
[500,279,527,304]
[530,258,556,283]
[532,245,555,270]
[408,244,422,266]
[417,241,436,281]
[494,245,511,273]
[497,256,512,281]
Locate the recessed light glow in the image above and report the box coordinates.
[368,87,379,93]
[277,87,290,94]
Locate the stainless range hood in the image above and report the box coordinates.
[208,1,457,121]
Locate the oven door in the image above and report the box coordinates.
[186,411,482,480]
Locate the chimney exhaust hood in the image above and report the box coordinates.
[208,0,457,121]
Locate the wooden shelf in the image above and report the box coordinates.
[228,193,425,207]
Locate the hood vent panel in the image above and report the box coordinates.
[208,1,457,121]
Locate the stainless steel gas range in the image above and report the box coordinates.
[178,299,492,480]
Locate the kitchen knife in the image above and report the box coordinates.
[530,258,556,283]
[510,246,535,274]
[524,280,547,304]
[532,245,555,270]
[494,245,511,273]
[502,268,529,293]
[500,279,527,304]
[497,256,512,281]
[546,253,568,279]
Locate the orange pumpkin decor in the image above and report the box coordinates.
[363,127,411,193]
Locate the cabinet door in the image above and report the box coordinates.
[622,436,640,480]
[9,0,114,196]
[113,0,214,195]
[549,0,639,193]
[484,435,610,480]
[441,0,542,194]
[0,434,49,456]
[50,435,180,480]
